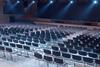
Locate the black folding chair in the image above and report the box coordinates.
[34,52,43,67]
[5,47,13,61]
[54,57,64,67]
[44,55,53,67]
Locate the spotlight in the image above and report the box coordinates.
[50,0,53,4]
[32,1,35,4]
[93,0,98,4]
[17,0,20,3]
[70,0,74,4]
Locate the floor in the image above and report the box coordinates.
[0,58,96,67]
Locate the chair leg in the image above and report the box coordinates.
[5,52,8,60]
[36,60,40,67]
[74,62,75,67]
[47,62,49,67]
[11,54,15,62]
[0,51,4,58]
[96,64,100,67]
[95,64,96,67]
[27,52,30,58]
[10,54,13,61]
[63,64,66,67]
[64,63,68,67]
[3,52,6,59]
[57,64,58,67]
[38,61,41,67]
[84,62,86,67]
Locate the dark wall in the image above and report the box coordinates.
[3,0,37,22]
[37,1,100,22]
[3,0,100,22]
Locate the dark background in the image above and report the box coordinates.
[3,0,100,22]
[37,0,100,22]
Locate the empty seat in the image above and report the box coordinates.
[3,42,9,46]
[31,32,35,37]
[54,58,63,64]
[72,55,82,61]
[40,40,46,44]
[62,53,71,58]
[23,46,30,51]
[7,39,12,42]
[69,49,77,54]
[21,37,26,41]
[19,41,24,44]
[2,37,6,41]
[26,42,31,46]
[45,38,50,42]
[17,44,22,49]
[32,43,38,47]
[34,52,42,59]
[0,41,2,45]
[83,48,91,52]
[16,37,20,40]
[44,55,53,62]
[27,38,32,42]
[93,49,100,54]
[10,43,16,47]
[34,39,39,43]
[74,46,82,50]
[6,48,12,52]
[78,51,87,56]
[83,57,93,63]
[95,59,100,64]
[60,47,67,52]
[58,43,65,48]
[44,49,51,55]
[52,46,59,51]
[53,51,60,56]
[66,44,73,49]
[10,36,15,39]
[13,40,18,43]
[0,46,5,51]
[88,53,98,58]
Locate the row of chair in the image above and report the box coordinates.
[0,24,99,67]
[34,51,100,67]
